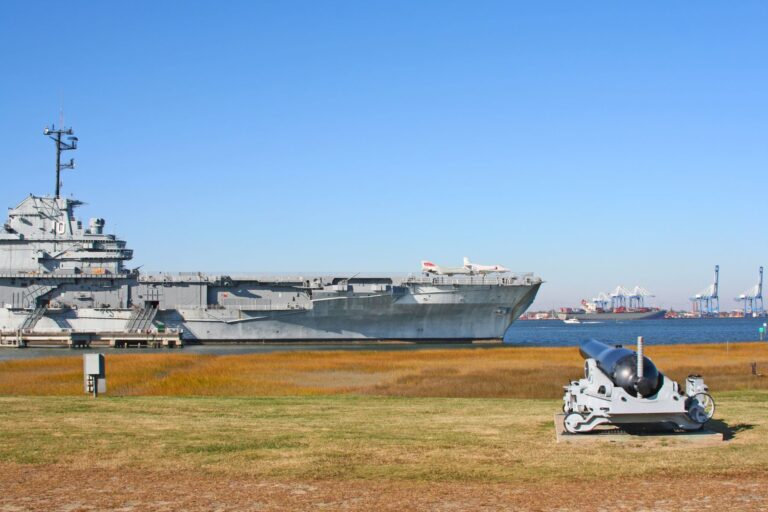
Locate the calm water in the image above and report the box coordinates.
[1,318,765,361]
[504,317,768,346]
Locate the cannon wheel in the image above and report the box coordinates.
[686,392,716,424]
[564,412,585,434]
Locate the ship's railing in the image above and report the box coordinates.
[402,273,538,286]
[140,273,211,283]
[136,272,541,287]
[206,302,309,312]
[138,273,308,284]
[0,272,131,279]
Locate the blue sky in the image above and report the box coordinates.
[1,1,766,310]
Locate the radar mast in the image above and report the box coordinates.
[43,124,78,198]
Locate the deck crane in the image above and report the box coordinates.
[609,286,630,310]
[591,292,610,310]
[735,267,764,317]
[627,286,654,309]
[690,265,720,317]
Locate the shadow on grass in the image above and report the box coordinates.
[707,419,754,440]
[592,420,754,440]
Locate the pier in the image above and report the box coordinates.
[0,329,182,349]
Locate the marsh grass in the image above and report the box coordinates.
[1,342,766,398]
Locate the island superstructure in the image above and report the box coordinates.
[0,126,542,347]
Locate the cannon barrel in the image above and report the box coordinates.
[579,339,662,397]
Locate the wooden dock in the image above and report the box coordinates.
[0,330,183,349]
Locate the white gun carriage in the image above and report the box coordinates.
[562,338,715,434]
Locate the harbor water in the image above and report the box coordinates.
[1,318,765,361]
[504,317,768,346]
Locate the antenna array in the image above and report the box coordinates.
[44,125,78,198]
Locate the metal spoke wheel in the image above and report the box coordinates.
[564,412,585,434]
[686,392,715,424]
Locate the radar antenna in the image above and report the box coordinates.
[43,124,78,198]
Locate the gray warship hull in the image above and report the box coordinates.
[174,282,540,341]
[0,273,541,343]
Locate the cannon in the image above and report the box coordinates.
[562,338,715,433]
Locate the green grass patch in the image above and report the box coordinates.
[1,392,766,482]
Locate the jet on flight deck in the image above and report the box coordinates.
[421,258,509,276]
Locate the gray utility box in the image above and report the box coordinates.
[83,354,106,395]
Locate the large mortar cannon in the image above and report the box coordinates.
[578,338,662,397]
[562,338,715,433]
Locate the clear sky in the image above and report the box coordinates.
[1,1,766,310]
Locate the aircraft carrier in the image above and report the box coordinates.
[0,126,542,347]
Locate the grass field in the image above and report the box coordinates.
[1,393,766,481]
[1,343,768,510]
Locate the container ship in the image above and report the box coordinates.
[0,126,542,347]
[557,286,666,321]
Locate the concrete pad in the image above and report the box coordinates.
[554,414,724,444]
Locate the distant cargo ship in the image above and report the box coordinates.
[556,308,667,321]
[557,286,667,321]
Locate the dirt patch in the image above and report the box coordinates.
[1,464,766,511]
[290,370,393,389]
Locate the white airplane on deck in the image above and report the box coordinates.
[462,257,510,275]
[421,260,471,276]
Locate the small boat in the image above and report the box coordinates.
[563,318,581,325]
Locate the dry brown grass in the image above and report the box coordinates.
[2,466,766,512]
[4,465,768,512]
[1,342,766,398]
